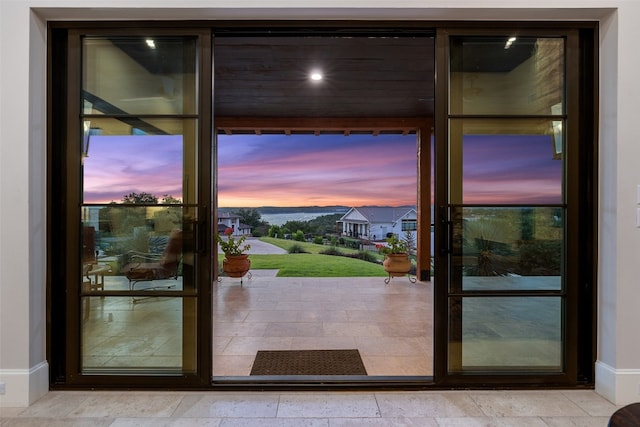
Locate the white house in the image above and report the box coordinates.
[217,211,252,237]
[339,207,417,241]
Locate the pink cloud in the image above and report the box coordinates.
[82,132,562,208]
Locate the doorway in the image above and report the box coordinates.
[211,32,435,379]
[48,21,596,389]
[214,133,431,377]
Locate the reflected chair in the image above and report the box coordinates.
[124,229,182,291]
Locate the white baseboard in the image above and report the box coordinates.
[596,360,640,405]
[0,361,49,407]
[1,360,637,407]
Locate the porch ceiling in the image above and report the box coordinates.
[212,35,435,134]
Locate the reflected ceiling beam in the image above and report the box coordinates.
[82,90,169,135]
[215,117,429,136]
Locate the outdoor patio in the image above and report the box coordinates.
[214,271,432,377]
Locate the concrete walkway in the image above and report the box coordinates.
[217,237,287,255]
[244,237,288,255]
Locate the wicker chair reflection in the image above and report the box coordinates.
[124,229,182,291]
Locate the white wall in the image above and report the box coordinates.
[1,0,638,407]
[596,3,640,405]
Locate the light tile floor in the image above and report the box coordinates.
[0,389,619,426]
[214,272,432,376]
[5,272,619,425]
[82,271,563,376]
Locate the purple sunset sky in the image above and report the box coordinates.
[83,132,562,206]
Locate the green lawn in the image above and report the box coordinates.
[247,254,387,277]
[259,237,381,257]
[218,237,387,277]
[258,237,336,254]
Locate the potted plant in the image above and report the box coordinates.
[217,227,251,278]
[376,234,412,282]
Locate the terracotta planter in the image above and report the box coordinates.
[383,253,411,277]
[223,254,251,278]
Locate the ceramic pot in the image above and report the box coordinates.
[383,253,411,277]
[223,254,251,277]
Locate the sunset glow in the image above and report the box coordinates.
[82,132,562,207]
[217,134,417,207]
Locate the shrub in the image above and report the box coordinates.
[268,225,280,238]
[313,236,324,245]
[343,251,380,264]
[319,247,344,256]
[288,243,309,254]
[518,239,561,275]
[357,250,379,263]
[343,237,361,250]
[293,230,305,242]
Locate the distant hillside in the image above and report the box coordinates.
[220,206,349,215]
[218,205,419,215]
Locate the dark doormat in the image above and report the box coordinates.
[250,349,367,375]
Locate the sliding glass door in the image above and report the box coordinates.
[49,21,595,389]
[51,28,212,385]
[434,28,596,384]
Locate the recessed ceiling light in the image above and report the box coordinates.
[504,36,517,49]
[146,39,156,49]
[310,72,323,81]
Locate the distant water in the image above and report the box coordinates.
[260,212,341,226]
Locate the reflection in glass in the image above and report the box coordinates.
[449,297,562,372]
[81,205,197,293]
[82,37,197,115]
[450,37,564,116]
[81,296,196,373]
[450,119,564,205]
[81,118,196,204]
[451,206,563,291]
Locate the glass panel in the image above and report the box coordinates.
[449,296,562,372]
[82,118,197,205]
[83,36,197,115]
[451,206,563,291]
[450,36,564,116]
[81,296,197,373]
[81,205,197,293]
[449,118,564,205]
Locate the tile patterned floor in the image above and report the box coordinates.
[7,271,617,425]
[0,389,618,426]
[82,271,563,377]
[214,273,433,376]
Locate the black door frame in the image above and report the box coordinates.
[47,20,597,390]
[433,25,598,386]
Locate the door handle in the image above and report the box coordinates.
[438,206,451,256]
[195,206,207,255]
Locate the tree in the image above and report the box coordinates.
[268,225,281,238]
[282,220,313,235]
[308,213,342,235]
[235,208,262,228]
[235,208,269,237]
[122,192,158,204]
[403,229,416,256]
[161,194,182,204]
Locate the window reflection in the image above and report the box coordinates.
[451,206,563,291]
[451,296,562,372]
[81,296,196,372]
[450,119,564,205]
[81,118,195,204]
[82,37,197,115]
[450,37,564,116]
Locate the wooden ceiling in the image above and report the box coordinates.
[111,34,538,135]
[212,36,435,134]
